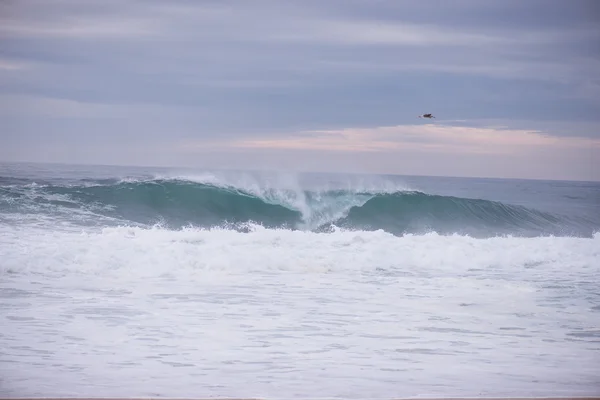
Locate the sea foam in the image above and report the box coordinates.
[2,224,599,398]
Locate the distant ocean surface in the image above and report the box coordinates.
[1,161,599,398]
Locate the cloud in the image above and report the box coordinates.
[261,20,507,47]
[0,59,30,71]
[207,123,600,155]
[168,122,600,181]
[0,17,157,39]
[0,0,159,39]
[0,0,599,181]
[0,94,204,118]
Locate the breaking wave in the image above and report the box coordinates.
[0,176,596,237]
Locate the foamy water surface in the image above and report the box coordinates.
[2,224,600,398]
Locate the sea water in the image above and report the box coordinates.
[1,162,599,398]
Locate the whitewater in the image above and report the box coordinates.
[1,162,599,398]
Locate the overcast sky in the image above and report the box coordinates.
[1,0,599,181]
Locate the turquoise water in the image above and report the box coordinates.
[1,162,598,237]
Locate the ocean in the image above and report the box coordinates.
[1,161,599,398]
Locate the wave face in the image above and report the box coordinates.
[1,176,596,238]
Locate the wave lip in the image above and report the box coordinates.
[1,177,596,238]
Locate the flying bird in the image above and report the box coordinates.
[418,113,435,119]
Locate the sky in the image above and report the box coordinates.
[1,0,600,181]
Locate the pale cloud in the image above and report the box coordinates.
[311,56,600,86]
[0,59,31,71]
[168,123,600,181]
[214,124,600,155]
[0,95,120,118]
[267,18,600,48]
[265,20,506,47]
[0,16,158,39]
[0,0,159,39]
[0,94,203,119]
[0,2,499,47]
